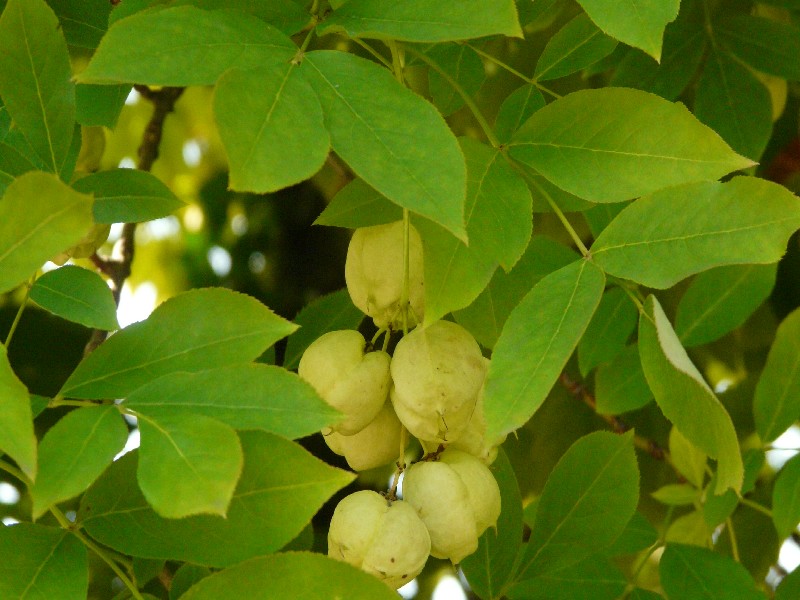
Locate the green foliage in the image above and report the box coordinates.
[2,0,800,597]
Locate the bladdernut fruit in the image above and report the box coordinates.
[390,320,485,444]
[322,399,407,471]
[345,220,425,329]
[298,330,390,435]
[328,490,431,589]
[402,448,501,564]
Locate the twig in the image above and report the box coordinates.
[84,86,184,355]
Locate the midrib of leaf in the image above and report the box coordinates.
[35,281,102,315]
[515,140,738,165]
[761,345,800,441]
[139,415,207,485]
[491,261,587,430]
[517,438,628,579]
[239,64,294,173]
[305,58,452,231]
[0,198,85,264]
[626,0,658,56]
[537,28,605,80]
[672,549,718,597]
[20,532,68,599]
[44,410,111,492]
[594,217,798,255]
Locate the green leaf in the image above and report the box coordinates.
[133,557,166,587]
[453,236,578,349]
[0,524,87,599]
[214,60,329,193]
[669,427,707,489]
[508,556,627,600]
[80,431,354,566]
[0,345,36,480]
[483,259,605,440]
[47,0,111,49]
[180,552,399,600]
[610,0,706,100]
[584,202,629,238]
[512,431,639,580]
[776,565,800,600]
[595,343,652,415]
[137,413,243,518]
[754,306,800,443]
[283,290,364,370]
[534,13,618,81]
[772,453,800,539]
[169,0,309,36]
[638,295,743,494]
[575,0,680,60]
[29,265,119,331]
[124,364,340,439]
[495,84,545,144]
[578,287,637,376]
[30,394,49,418]
[659,543,765,600]
[30,405,127,519]
[317,0,522,42]
[0,141,38,195]
[75,83,129,128]
[314,178,402,228]
[73,169,185,224]
[676,264,777,348]
[716,15,800,81]
[508,88,753,203]
[0,0,76,174]
[61,288,297,399]
[631,589,665,600]
[77,6,296,85]
[665,511,711,547]
[694,48,773,161]
[606,511,658,556]
[427,43,486,116]
[592,177,800,289]
[170,564,211,600]
[0,171,94,294]
[461,449,524,599]
[303,50,467,241]
[703,449,763,528]
[652,483,700,506]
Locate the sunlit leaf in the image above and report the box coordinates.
[669,427,706,489]
[0,345,36,480]
[30,265,119,331]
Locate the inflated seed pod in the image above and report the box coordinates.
[402,448,501,564]
[298,330,390,435]
[345,220,425,329]
[390,320,485,444]
[328,490,431,589]
[323,399,407,471]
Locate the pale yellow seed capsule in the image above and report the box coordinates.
[344,220,425,329]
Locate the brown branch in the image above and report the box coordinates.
[559,372,667,462]
[83,86,184,356]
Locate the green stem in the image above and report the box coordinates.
[50,506,144,600]
[388,39,405,85]
[4,275,35,348]
[632,506,674,584]
[405,46,501,148]
[0,458,31,487]
[48,397,108,409]
[401,208,411,335]
[464,43,562,99]
[351,37,393,69]
[726,517,740,562]
[739,496,772,518]
[512,164,590,256]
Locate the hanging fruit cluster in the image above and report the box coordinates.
[298,219,504,588]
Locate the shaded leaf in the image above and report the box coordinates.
[0,345,36,480]
[0,0,75,173]
[314,178,402,228]
[0,141,38,195]
[283,289,364,370]
[773,452,800,539]
[512,431,639,580]
[508,555,627,600]
[660,543,765,600]
[717,15,800,81]
[575,0,680,60]
[170,564,211,600]
[427,44,486,116]
[77,6,296,85]
[73,169,185,224]
[0,524,87,599]
[535,13,618,81]
[317,0,522,42]
[638,296,743,493]
[508,88,752,203]
[592,177,800,289]
[61,288,297,399]
[0,171,94,295]
[676,264,777,348]
[776,564,800,600]
[304,50,467,241]
[75,83,129,128]
[578,287,637,376]
[669,427,706,489]
[79,431,354,567]
[754,306,800,443]
[181,552,398,600]
[137,413,243,518]
[606,511,658,556]
[124,364,340,439]
[595,343,653,415]
[495,84,545,143]
[652,483,700,506]
[30,265,119,331]
[30,406,127,519]
[214,60,329,193]
[483,259,605,440]
[47,0,111,49]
